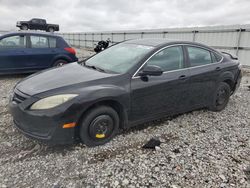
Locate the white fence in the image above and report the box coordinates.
[1,25,250,66]
[0,30,9,35]
[59,25,250,66]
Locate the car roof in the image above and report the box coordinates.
[124,38,212,49]
[0,31,60,38]
[32,18,45,20]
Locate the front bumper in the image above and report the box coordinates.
[9,97,78,145]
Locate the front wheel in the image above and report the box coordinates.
[209,82,231,112]
[79,106,119,147]
[21,25,28,30]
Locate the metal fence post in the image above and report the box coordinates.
[78,33,80,48]
[236,28,244,56]
[69,33,71,45]
[84,33,87,48]
[192,30,198,42]
[70,33,72,45]
[124,32,126,41]
[163,31,167,38]
[73,33,75,45]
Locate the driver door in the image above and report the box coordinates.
[130,45,191,122]
[0,35,28,71]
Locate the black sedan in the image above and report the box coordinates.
[9,39,242,146]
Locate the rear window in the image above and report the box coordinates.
[187,46,212,67]
[30,36,49,48]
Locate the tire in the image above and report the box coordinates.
[79,106,119,147]
[209,82,231,112]
[53,59,68,67]
[48,27,55,32]
[21,25,28,30]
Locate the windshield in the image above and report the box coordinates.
[85,43,153,74]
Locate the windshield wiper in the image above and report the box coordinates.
[83,62,107,73]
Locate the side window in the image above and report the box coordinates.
[49,37,57,48]
[187,47,212,67]
[30,36,49,48]
[0,35,26,49]
[146,46,184,72]
[211,52,217,63]
[39,20,45,24]
[211,52,223,62]
[31,19,39,24]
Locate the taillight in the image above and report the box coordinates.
[64,47,76,55]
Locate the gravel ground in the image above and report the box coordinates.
[0,50,250,187]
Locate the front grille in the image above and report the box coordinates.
[13,89,30,104]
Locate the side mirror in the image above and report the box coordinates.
[138,65,163,77]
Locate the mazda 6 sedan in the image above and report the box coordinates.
[9,38,242,146]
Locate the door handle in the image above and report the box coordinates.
[215,67,221,71]
[179,75,187,80]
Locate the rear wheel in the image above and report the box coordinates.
[209,82,231,111]
[79,106,119,147]
[53,59,68,67]
[21,25,28,30]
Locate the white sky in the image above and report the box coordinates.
[0,0,250,32]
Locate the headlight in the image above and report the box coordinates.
[30,94,78,110]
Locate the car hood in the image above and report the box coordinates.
[16,63,117,96]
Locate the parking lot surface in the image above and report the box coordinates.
[0,49,249,187]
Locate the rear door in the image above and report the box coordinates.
[25,35,57,69]
[185,45,223,108]
[39,20,46,30]
[130,45,190,122]
[0,34,28,71]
